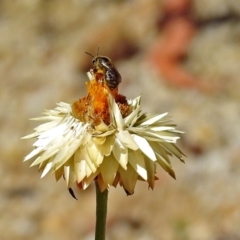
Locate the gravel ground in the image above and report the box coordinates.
[1,1,240,240]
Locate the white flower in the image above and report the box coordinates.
[23,73,185,195]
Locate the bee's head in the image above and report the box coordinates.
[92,56,112,69]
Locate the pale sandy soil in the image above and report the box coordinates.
[1,1,240,240]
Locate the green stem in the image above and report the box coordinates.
[95,181,108,240]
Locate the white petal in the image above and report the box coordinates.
[94,129,115,137]
[97,136,114,156]
[55,167,64,181]
[31,136,67,165]
[100,155,119,185]
[74,159,87,183]
[87,71,94,81]
[131,128,180,143]
[64,164,76,188]
[74,147,97,174]
[85,163,93,177]
[49,137,81,168]
[155,152,176,179]
[21,132,40,139]
[118,164,138,195]
[56,102,72,112]
[95,121,109,132]
[124,105,141,126]
[160,142,185,159]
[86,143,104,166]
[143,155,156,188]
[41,161,53,178]
[150,126,175,131]
[30,116,61,121]
[128,96,141,107]
[37,124,66,139]
[116,130,138,150]
[82,170,100,189]
[24,147,43,161]
[151,143,176,179]
[139,113,168,126]
[34,120,61,132]
[92,137,106,145]
[131,134,156,161]
[30,148,58,166]
[150,141,171,163]
[109,95,124,131]
[65,138,82,159]
[128,150,147,180]
[112,138,128,169]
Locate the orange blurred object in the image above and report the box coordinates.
[149,0,210,91]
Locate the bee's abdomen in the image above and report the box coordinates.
[105,69,122,90]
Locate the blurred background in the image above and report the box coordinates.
[1,0,240,239]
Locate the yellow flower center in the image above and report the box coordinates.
[71,77,132,126]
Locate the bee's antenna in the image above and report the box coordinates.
[97,47,99,56]
[85,52,94,58]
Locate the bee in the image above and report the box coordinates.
[85,51,122,90]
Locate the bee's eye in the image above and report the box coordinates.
[100,57,110,63]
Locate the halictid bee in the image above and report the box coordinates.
[85,50,122,90]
